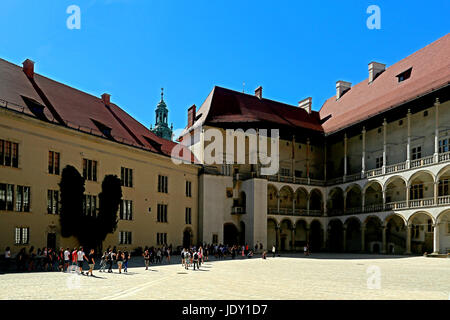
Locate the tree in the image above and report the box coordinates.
[59,165,85,238]
[59,166,122,251]
[97,175,122,244]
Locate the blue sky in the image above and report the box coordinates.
[1,0,449,134]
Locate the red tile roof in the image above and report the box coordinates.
[181,86,323,136]
[0,58,195,162]
[319,33,450,134]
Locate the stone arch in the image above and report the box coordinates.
[294,187,308,212]
[345,184,362,213]
[309,188,323,213]
[344,217,362,253]
[327,187,344,216]
[437,165,450,199]
[279,186,294,210]
[267,218,278,250]
[436,209,450,254]
[385,176,407,204]
[327,219,344,252]
[363,181,383,212]
[280,219,294,251]
[267,184,278,212]
[183,227,194,248]
[407,211,434,254]
[309,220,323,252]
[294,219,308,251]
[385,214,406,254]
[408,171,435,201]
[363,216,383,253]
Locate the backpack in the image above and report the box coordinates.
[193,252,198,260]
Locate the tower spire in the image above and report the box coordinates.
[161,87,164,101]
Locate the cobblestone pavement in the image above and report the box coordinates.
[0,254,449,300]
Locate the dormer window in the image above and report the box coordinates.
[91,119,113,139]
[21,96,47,121]
[396,67,412,82]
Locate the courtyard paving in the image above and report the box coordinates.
[0,253,449,300]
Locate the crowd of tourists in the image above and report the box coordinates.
[2,241,311,274]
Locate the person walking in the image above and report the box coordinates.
[192,250,199,271]
[123,250,130,273]
[304,244,308,256]
[272,245,276,258]
[87,249,95,276]
[116,250,124,274]
[63,248,70,271]
[77,247,88,275]
[107,249,114,273]
[71,248,78,268]
[4,247,11,272]
[143,249,150,270]
[181,249,186,268]
[99,250,107,272]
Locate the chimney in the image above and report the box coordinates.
[255,86,262,99]
[101,93,111,105]
[298,97,312,114]
[336,80,352,100]
[22,59,35,79]
[187,104,196,127]
[368,61,386,83]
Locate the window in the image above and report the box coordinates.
[48,151,60,175]
[83,195,97,217]
[0,183,14,211]
[157,204,168,222]
[423,110,428,117]
[438,179,449,196]
[157,232,167,245]
[47,190,59,214]
[119,231,132,245]
[121,167,133,188]
[447,222,450,234]
[412,146,422,160]
[158,175,168,193]
[396,68,412,82]
[120,200,133,220]
[375,156,383,169]
[83,159,97,181]
[280,168,290,177]
[185,181,192,197]
[410,184,424,200]
[427,219,433,233]
[16,186,30,212]
[15,227,29,245]
[0,140,19,168]
[439,138,449,153]
[185,207,192,224]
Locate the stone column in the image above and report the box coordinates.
[343,191,347,214]
[433,223,440,254]
[306,138,310,181]
[291,226,296,251]
[322,227,327,250]
[361,126,366,178]
[362,192,366,212]
[306,227,310,244]
[382,188,386,210]
[344,133,348,180]
[405,225,412,254]
[406,109,411,169]
[361,226,366,252]
[277,192,280,213]
[291,135,295,179]
[381,226,387,254]
[434,98,440,163]
[382,118,387,174]
[406,185,410,208]
[276,224,281,251]
[434,181,438,205]
[342,227,347,252]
